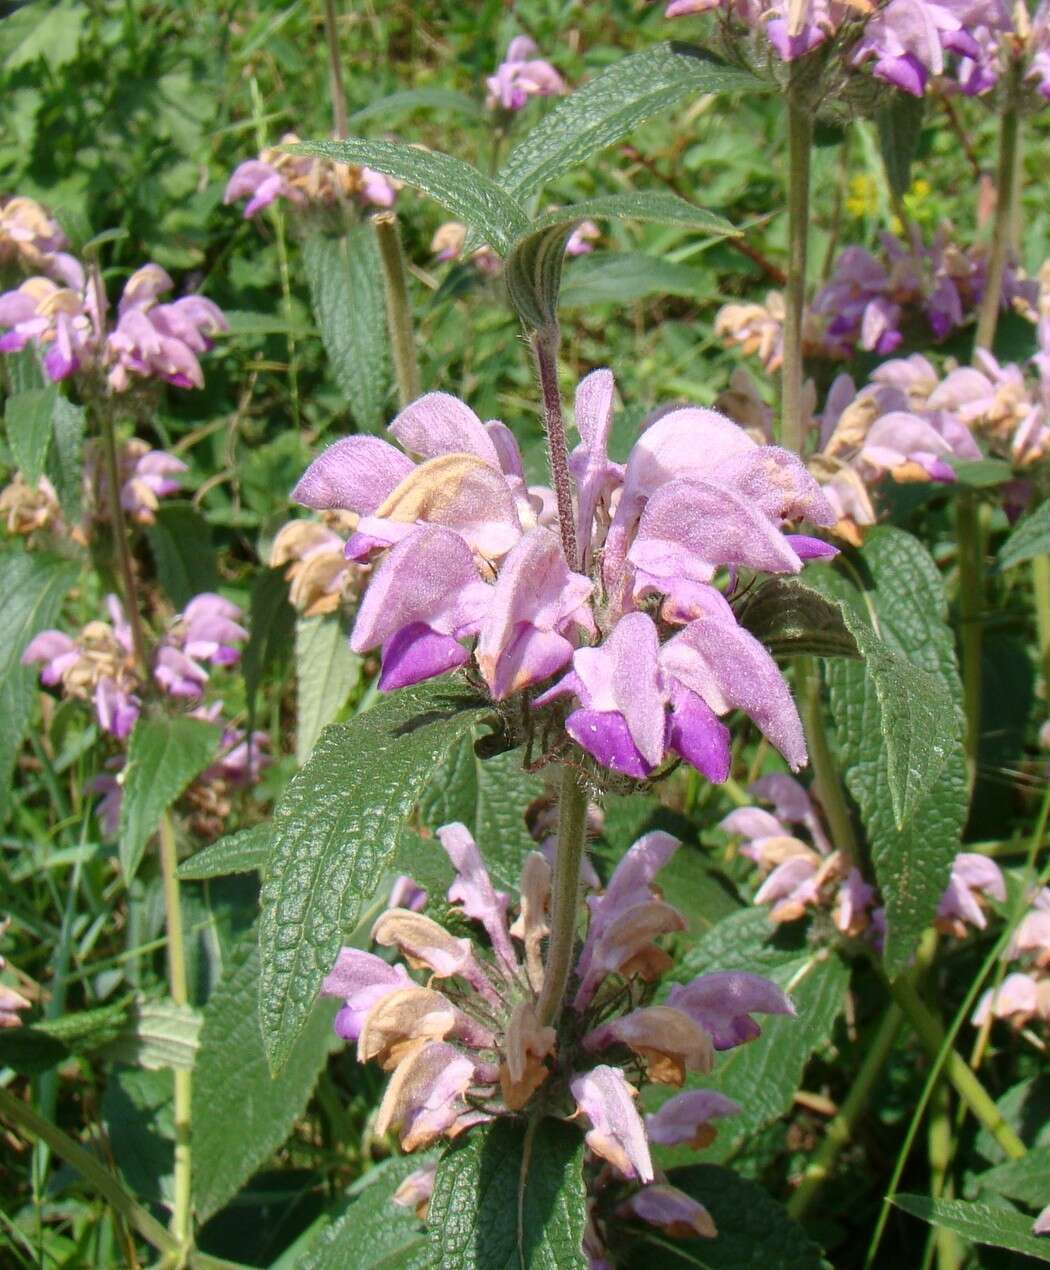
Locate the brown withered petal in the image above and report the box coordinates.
[357,986,458,1071]
[371,909,473,979]
[509,851,551,993]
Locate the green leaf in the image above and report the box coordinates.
[628,1164,827,1268]
[119,716,222,883]
[259,680,488,1073]
[242,567,295,708]
[497,42,764,201]
[5,385,56,485]
[300,1156,432,1270]
[2,0,84,71]
[0,999,130,1075]
[876,93,925,201]
[505,193,734,329]
[292,140,528,254]
[999,499,1050,569]
[102,1067,174,1208]
[101,997,201,1071]
[976,1146,1050,1208]
[302,227,390,434]
[347,87,485,126]
[144,502,219,608]
[948,457,1014,489]
[192,932,336,1222]
[295,613,363,763]
[177,824,272,880]
[0,549,79,822]
[737,577,863,661]
[427,1118,587,1270]
[893,1196,1050,1262]
[560,251,709,308]
[810,530,969,974]
[47,396,85,522]
[651,951,848,1167]
[4,345,45,393]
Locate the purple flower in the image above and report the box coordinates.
[321,948,413,1042]
[645,1089,741,1147]
[153,593,247,700]
[224,159,304,218]
[936,852,1006,934]
[666,970,795,1049]
[485,37,566,111]
[1035,1203,1050,1236]
[617,1184,717,1238]
[570,1065,654,1181]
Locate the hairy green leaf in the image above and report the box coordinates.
[876,93,925,200]
[497,42,763,201]
[5,385,56,485]
[292,140,529,254]
[0,998,130,1075]
[427,1118,587,1269]
[300,1156,432,1270]
[144,502,220,608]
[47,395,85,521]
[975,1146,1050,1208]
[295,613,362,763]
[102,997,201,1071]
[302,227,390,434]
[259,680,488,1072]
[102,1067,174,1208]
[948,457,1014,489]
[737,577,863,661]
[0,549,79,821]
[193,932,336,1221]
[893,1196,1050,1261]
[348,87,484,126]
[560,251,709,308]
[242,567,295,708]
[177,824,272,880]
[810,530,969,974]
[119,715,221,883]
[999,498,1050,570]
[629,1164,827,1268]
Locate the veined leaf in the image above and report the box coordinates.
[258,680,488,1072]
[893,1196,1050,1262]
[302,227,390,434]
[0,998,130,1075]
[560,251,710,308]
[47,395,85,521]
[876,92,925,201]
[295,613,362,763]
[0,549,79,822]
[497,42,764,201]
[5,385,56,485]
[737,577,863,661]
[119,716,222,883]
[999,498,1050,570]
[144,502,219,608]
[193,932,336,1222]
[177,824,272,880]
[427,1118,587,1269]
[241,567,295,709]
[526,192,736,240]
[976,1146,1050,1208]
[291,139,529,254]
[101,997,201,1071]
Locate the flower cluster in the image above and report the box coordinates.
[292,373,839,784]
[270,511,362,616]
[224,132,398,220]
[0,195,80,282]
[430,218,600,276]
[972,885,1050,1029]
[716,229,1036,370]
[22,592,248,740]
[0,260,227,390]
[324,827,787,1249]
[485,36,566,111]
[722,773,1006,943]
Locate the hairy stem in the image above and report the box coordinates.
[927,1077,962,1270]
[797,656,860,867]
[781,101,812,455]
[536,765,589,1027]
[974,99,1020,355]
[787,1003,902,1220]
[956,494,985,788]
[531,326,579,568]
[160,811,193,1251]
[374,212,421,408]
[98,410,150,673]
[0,1086,180,1258]
[322,0,349,140]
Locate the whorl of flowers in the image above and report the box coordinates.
[722,773,1006,944]
[324,826,786,1248]
[224,132,398,220]
[0,195,81,283]
[22,592,248,740]
[292,372,840,784]
[270,511,363,617]
[972,885,1050,1029]
[0,261,227,391]
[485,37,566,112]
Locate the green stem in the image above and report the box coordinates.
[888,974,1026,1160]
[373,212,421,408]
[322,0,348,140]
[1032,555,1050,692]
[159,811,193,1252]
[787,1003,902,1220]
[0,1086,180,1258]
[531,326,578,569]
[927,1077,962,1270]
[797,656,860,866]
[974,100,1020,355]
[781,100,812,455]
[536,765,589,1027]
[98,410,150,673]
[956,494,985,788]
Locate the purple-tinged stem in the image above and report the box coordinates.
[530,325,579,569]
[536,764,589,1027]
[781,101,812,455]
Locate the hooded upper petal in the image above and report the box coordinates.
[292,435,415,514]
[570,1065,654,1181]
[667,970,795,1049]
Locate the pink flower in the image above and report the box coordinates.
[570,1065,654,1181]
[485,37,566,111]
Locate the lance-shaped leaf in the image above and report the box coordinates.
[47,396,85,521]
[259,679,488,1073]
[290,139,529,254]
[497,42,764,201]
[427,1118,587,1269]
[5,384,57,485]
[177,824,272,880]
[119,716,222,883]
[893,1196,1050,1262]
[975,1145,1050,1209]
[877,92,925,201]
[295,612,362,764]
[303,226,390,435]
[101,997,201,1071]
[505,192,736,330]
[0,999,130,1076]
[999,498,1050,570]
